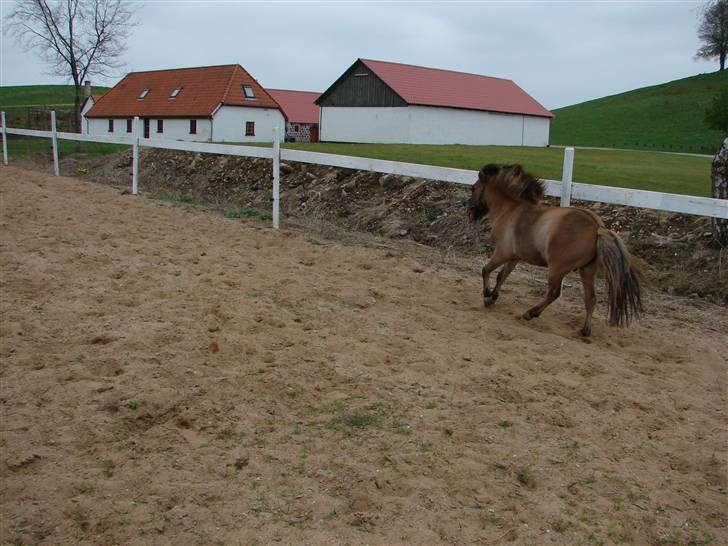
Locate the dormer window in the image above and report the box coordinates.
[243,85,256,99]
[170,87,182,99]
[138,88,149,100]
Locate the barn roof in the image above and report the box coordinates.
[318,58,553,118]
[86,64,281,118]
[266,89,320,124]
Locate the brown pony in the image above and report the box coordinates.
[467,163,642,336]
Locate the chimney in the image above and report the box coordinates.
[84,81,91,98]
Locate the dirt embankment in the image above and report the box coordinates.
[60,148,728,304]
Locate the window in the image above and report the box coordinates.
[293,124,299,132]
[156,119,164,133]
[190,119,197,135]
[243,85,256,99]
[245,121,255,136]
[138,88,149,100]
[170,87,182,99]
[126,119,132,133]
[108,119,114,132]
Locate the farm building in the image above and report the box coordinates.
[266,89,320,143]
[316,59,553,146]
[82,65,285,142]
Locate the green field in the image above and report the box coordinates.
[4,137,126,161]
[283,142,712,197]
[0,84,110,112]
[550,71,727,155]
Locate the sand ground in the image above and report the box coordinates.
[0,166,726,545]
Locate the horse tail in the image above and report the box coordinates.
[596,228,643,327]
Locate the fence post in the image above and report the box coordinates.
[51,111,60,176]
[1,112,7,166]
[132,116,139,195]
[560,147,574,207]
[272,126,280,229]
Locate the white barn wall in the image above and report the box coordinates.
[320,107,410,143]
[320,105,550,146]
[86,118,213,141]
[212,106,285,143]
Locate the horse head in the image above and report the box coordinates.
[466,164,500,222]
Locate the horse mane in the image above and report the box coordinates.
[480,163,545,204]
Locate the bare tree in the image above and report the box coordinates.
[5,0,139,131]
[696,0,728,71]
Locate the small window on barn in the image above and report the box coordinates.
[293,124,299,132]
[243,85,256,99]
[157,119,164,133]
[170,87,182,99]
[354,72,369,77]
[245,121,255,136]
[138,88,150,100]
[190,119,197,134]
[108,119,114,132]
[126,119,132,133]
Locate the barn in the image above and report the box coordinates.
[316,58,553,146]
[83,65,285,143]
[266,89,321,143]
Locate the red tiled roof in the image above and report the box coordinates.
[357,59,553,118]
[266,89,320,124]
[86,65,281,118]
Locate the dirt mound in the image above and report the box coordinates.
[67,148,728,304]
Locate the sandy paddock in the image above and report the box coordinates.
[0,166,726,545]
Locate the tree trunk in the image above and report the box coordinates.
[713,137,728,247]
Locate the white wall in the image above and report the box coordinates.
[320,105,550,146]
[86,117,212,141]
[81,99,94,135]
[212,106,285,143]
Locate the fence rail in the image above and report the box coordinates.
[1,111,727,223]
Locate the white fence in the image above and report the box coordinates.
[1,112,727,224]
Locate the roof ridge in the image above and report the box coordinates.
[126,64,238,75]
[360,58,513,83]
[220,65,240,104]
[267,88,321,94]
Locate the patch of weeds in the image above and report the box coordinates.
[125,399,142,410]
[151,193,194,203]
[341,412,378,429]
[216,422,239,441]
[225,208,271,221]
[609,494,625,511]
[391,419,411,435]
[31,304,43,312]
[498,420,513,429]
[425,400,438,410]
[551,519,570,533]
[420,442,434,452]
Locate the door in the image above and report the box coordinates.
[310,125,319,143]
[143,118,150,139]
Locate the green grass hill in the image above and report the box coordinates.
[550,70,727,155]
[0,84,110,112]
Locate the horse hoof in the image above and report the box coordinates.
[521,311,533,321]
[484,288,493,298]
[484,296,496,307]
[579,327,591,337]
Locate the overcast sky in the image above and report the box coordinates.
[0,0,715,110]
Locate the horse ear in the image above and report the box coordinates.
[480,164,500,180]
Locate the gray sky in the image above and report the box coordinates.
[0,0,714,110]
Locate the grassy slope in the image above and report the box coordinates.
[0,84,111,110]
[283,143,712,197]
[550,71,727,155]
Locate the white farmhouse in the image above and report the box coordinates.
[83,65,285,143]
[316,59,553,146]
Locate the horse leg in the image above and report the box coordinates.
[522,267,568,321]
[578,260,598,337]
[490,260,518,301]
[481,251,509,306]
